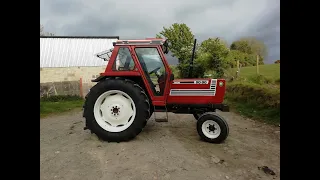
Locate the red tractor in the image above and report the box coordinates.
[83,38,230,143]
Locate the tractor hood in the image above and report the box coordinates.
[169,78,226,104]
[172,78,212,84]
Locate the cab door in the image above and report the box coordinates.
[131,46,172,106]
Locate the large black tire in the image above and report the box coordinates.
[149,107,154,119]
[196,112,229,143]
[132,83,152,122]
[123,79,151,126]
[83,78,150,142]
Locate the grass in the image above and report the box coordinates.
[225,99,280,124]
[40,95,84,118]
[225,82,280,124]
[226,64,280,80]
[224,64,280,125]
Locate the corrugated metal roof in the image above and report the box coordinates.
[40,36,119,68]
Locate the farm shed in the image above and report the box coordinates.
[40,36,119,96]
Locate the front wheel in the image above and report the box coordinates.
[193,110,215,120]
[193,113,201,120]
[196,112,229,143]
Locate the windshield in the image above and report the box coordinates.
[141,55,162,72]
[135,48,165,73]
[135,47,168,96]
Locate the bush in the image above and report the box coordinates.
[226,82,280,109]
[170,65,180,79]
[225,82,280,123]
[40,95,83,102]
[177,62,205,78]
[247,74,274,85]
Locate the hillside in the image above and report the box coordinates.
[226,64,280,80]
[225,64,280,124]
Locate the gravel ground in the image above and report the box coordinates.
[40,109,280,180]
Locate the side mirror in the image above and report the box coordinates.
[170,73,174,81]
[163,40,169,54]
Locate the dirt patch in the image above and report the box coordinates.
[40,110,280,180]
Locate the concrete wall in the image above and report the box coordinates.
[40,81,80,97]
[40,66,106,96]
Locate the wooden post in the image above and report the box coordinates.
[52,83,58,95]
[79,78,84,98]
[236,60,239,70]
[236,60,240,78]
[256,55,259,75]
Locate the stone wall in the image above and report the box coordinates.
[40,66,106,96]
[40,81,80,97]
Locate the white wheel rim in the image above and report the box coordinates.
[202,120,221,139]
[93,90,136,133]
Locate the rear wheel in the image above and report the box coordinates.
[83,78,150,142]
[196,112,229,143]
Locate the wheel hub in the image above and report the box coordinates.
[202,120,221,139]
[208,124,216,132]
[111,106,120,116]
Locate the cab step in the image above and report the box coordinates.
[154,106,168,122]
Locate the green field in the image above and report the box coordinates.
[225,64,280,124]
[226,64,280,80]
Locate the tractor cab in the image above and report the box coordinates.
[94,38,173,106]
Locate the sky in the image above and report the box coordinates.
[40,0,280,64]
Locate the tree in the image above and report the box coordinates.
[225,50,243,68]
[230,40,252,54]
[40,24,55,36]
[156,23,204,78]
[230,37,267,65]
[197,38,229,78]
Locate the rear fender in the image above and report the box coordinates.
[91,75,107,82]
[90,75,152,105]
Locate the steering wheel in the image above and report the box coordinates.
[148,67,161,77]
